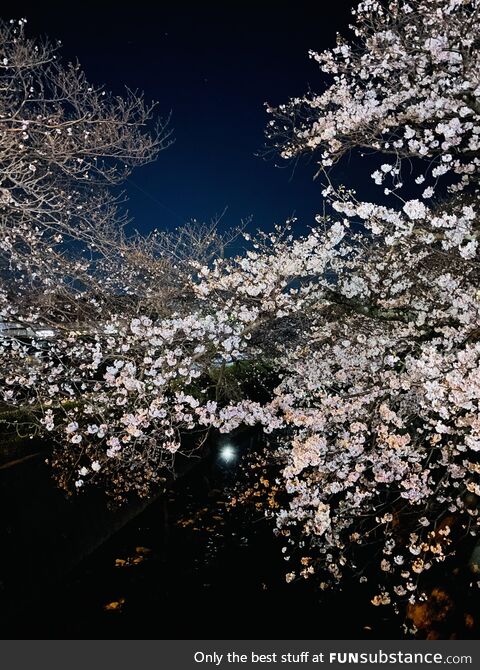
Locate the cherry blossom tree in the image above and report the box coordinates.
[258,0,480,612]
[0,19,251,501]
[0,17,173,322]
[2,1,480,619]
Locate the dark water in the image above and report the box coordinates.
[2,432,406,640]
[3,432,478,640]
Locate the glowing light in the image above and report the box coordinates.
[219,443,237,463]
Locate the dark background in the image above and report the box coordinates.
[5,1,357,243]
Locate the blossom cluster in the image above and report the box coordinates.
[262,0,480,611]
[1,1,479,614]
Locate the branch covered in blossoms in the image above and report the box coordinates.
[1,3,480,621]
[256,0,480,616]
[0,18,172,314]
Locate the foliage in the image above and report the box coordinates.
[1,2,480,617]
[261,0,480,613]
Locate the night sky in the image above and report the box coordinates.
[7,1,358,243]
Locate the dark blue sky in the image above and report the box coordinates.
[10,1,357,241]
